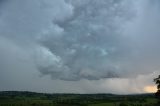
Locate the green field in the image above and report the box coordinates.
[0,91,159,106]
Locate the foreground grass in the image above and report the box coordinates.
[89,103,115,106]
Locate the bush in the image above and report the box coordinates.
[119,102,128,106]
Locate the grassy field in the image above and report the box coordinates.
[89,103,115,106]
[0,91,159,106]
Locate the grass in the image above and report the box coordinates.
[89,103,116,106]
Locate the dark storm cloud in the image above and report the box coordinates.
[0,0,160,82]
[36,0,133,80]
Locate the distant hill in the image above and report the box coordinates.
[0,91,154,97]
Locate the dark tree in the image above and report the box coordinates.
[154,75,160,102]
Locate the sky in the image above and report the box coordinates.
[0,0,160,94]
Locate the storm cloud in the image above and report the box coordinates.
[0,0,160,93]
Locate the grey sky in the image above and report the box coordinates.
[0,0,160,94]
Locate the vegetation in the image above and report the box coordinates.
[154,75,160,104]
[0,91,158,106]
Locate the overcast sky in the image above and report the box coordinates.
[0,0,160,94]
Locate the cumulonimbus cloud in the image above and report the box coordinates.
[0,0,160,81]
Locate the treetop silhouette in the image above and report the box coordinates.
[154,75,160,98]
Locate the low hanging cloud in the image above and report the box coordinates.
[0,0,160,82]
